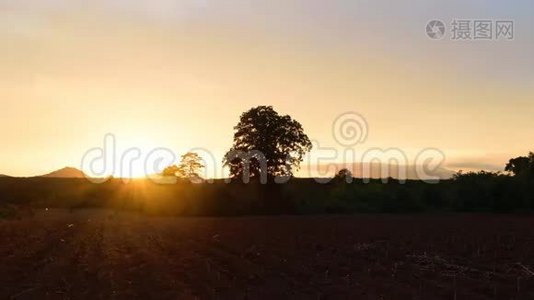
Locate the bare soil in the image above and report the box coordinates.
[1,210,533,299]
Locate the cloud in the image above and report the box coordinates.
[299,162,455,180]
[445,162,504,172]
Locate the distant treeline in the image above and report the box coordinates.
[0,171,533,216]
[4,106,532,217]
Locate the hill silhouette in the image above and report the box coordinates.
[40,167,86,178]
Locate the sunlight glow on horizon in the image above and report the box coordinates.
[1,0,534,177]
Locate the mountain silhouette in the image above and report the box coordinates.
[40,167,87,178]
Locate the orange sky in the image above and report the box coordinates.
[1,0,533,177]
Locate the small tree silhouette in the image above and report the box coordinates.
[177,152,205,182]
[162,164,180,177]
[334,168,353,183]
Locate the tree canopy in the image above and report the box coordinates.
[505,152,534,176]
[162,152,204,182]
[334,168,353,183]
[177,152,204,181]
[223,106,312,181]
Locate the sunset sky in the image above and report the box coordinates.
[1,0,533,178]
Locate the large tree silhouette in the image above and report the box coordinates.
[224,106,312,181]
